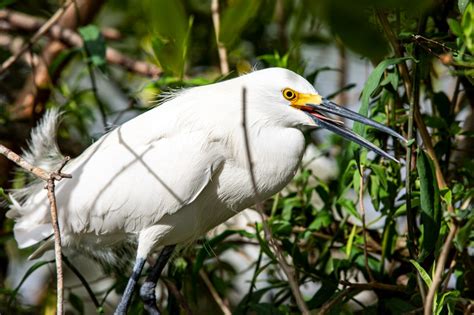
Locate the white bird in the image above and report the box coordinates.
[6,67,405,314]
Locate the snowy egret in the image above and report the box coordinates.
[7,67,405,314]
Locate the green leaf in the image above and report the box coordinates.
[69,292,84,315]
[410,259,432,287]
[79,25,106,69]
[0,187,11,204]
[305,279,338,309]
[352,57,412,154]
[337,198,361,220]
[417,150,441,260]
[448,18,463,37]
[321,1,390,59]
[8,260,54,305]
[0,0,16,9]
[462,2,474,54]
[454,215,474,251]
[369,174,381,209]
[145,0,192,78]
[346,224,357,257]
[308,210,331,230]
[220,0,261,47]
[435,290,460,315]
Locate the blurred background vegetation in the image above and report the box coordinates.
[0,0,473,314]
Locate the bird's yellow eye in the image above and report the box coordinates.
[282,88,297,101]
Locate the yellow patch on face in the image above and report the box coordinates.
[282,88,322,110]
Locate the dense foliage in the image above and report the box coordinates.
[0,0,473,314]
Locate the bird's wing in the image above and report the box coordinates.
[55,126,226,235]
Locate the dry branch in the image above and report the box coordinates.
[199,269,231,315]
[0,9,162,78]
[0,144,71,314]
[211,0,229,75]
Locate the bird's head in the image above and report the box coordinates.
[243,68,406,163]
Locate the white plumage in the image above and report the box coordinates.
[8,68,315,259]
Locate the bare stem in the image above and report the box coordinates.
[0,145,71,314]
[211,0,229,75]
[199,269,231,315]
[423,224,458,315]
[358,165,374,282]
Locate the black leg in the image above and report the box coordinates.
[140,245,176,315]
[114,257,146,315]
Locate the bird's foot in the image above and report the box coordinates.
[140,281,161,315]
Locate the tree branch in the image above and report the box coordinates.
[0,145,71,314]
[211,0,229,75]
[0,9,162,78]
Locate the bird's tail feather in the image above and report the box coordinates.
[6,109,64,249]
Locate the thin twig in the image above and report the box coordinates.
[319,287,359,315]
[211,0,229,74]
[0,145,50,180]
[404,49,418,259]
[47,156,71,315]
[241,87,310,315]
[199,269,231,315]
[163,279,193,315]
[423,224,458,315]
[0,0,74,75]
[0,144,71,314]
[358,165,375,282]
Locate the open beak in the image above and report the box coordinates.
[292,94,407,163]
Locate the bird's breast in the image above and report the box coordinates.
[217,126,306,211]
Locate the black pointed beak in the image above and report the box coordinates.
[304,99,407,163]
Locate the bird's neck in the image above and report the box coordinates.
[232,124,306,200]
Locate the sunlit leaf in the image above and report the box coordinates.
[410,259,432,286]
[144,0,192,78]
[79,25,106,70]
[353,57,412,140]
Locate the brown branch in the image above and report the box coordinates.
[163,279,193,315]
[211,0,229,75]
[0,144,50,180]
[0,0,74,75]
[423,224,457,315]
[0,10,162,78]
[319,287,358,315]
[241,88,310,315]
[358,165,375,282]
[199,270,231,315]
[0,145,71,314]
